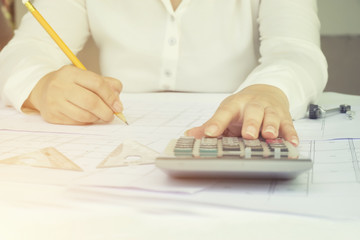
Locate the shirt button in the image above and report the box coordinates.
[164,70,172,77]
[168,37,177,46]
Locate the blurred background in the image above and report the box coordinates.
[0,0,14,50]
[1,0,359,95]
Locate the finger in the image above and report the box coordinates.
[104,77,124,112]
[202,104,239,137]
[41,102,99,125]
[279,118,299,146]
[60,100,102,124]
[185,126,206,139]
[64,84,115,122]
[186,121,242,138]
[241,102,265,139]
[104,77,123,94]
[104,77,124,113]
[261,107,280,139]
[45,113,95,125]
[74,71,123,113]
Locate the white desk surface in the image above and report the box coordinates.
[0,92,359,240]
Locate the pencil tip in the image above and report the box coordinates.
[114,112,129,125]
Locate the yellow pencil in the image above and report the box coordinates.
[22,0,128,125]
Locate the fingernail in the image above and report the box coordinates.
[290,137,299,146]
[112,100,123,113]
[245,126,257,138]
[205,125,219,137]
[264,126,276,136]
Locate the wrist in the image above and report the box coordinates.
[21,75,48,113]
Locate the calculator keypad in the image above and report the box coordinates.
[172,136,296,159]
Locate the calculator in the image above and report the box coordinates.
[156,136,312,179]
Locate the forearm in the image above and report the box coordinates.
[0,0,89,112]
[236,0,328,119]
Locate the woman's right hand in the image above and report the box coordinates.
[22,65,123,125]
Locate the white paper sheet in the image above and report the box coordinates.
[0,92,360,220]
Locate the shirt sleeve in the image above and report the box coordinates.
[0,0,89,112]
[236,0,328,119]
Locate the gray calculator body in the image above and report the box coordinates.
[156,137,312,179]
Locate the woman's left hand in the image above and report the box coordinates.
[185,84,299,146]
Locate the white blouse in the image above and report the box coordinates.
[0,0,327,119]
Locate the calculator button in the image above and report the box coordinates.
[174,137,195,156]
[243,139,264,157]
[221,137,243,157]
[222,137,240,150]
[199,137,218,157]
[266,138,289,157]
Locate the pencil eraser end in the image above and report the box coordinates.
[22,0,29,4]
